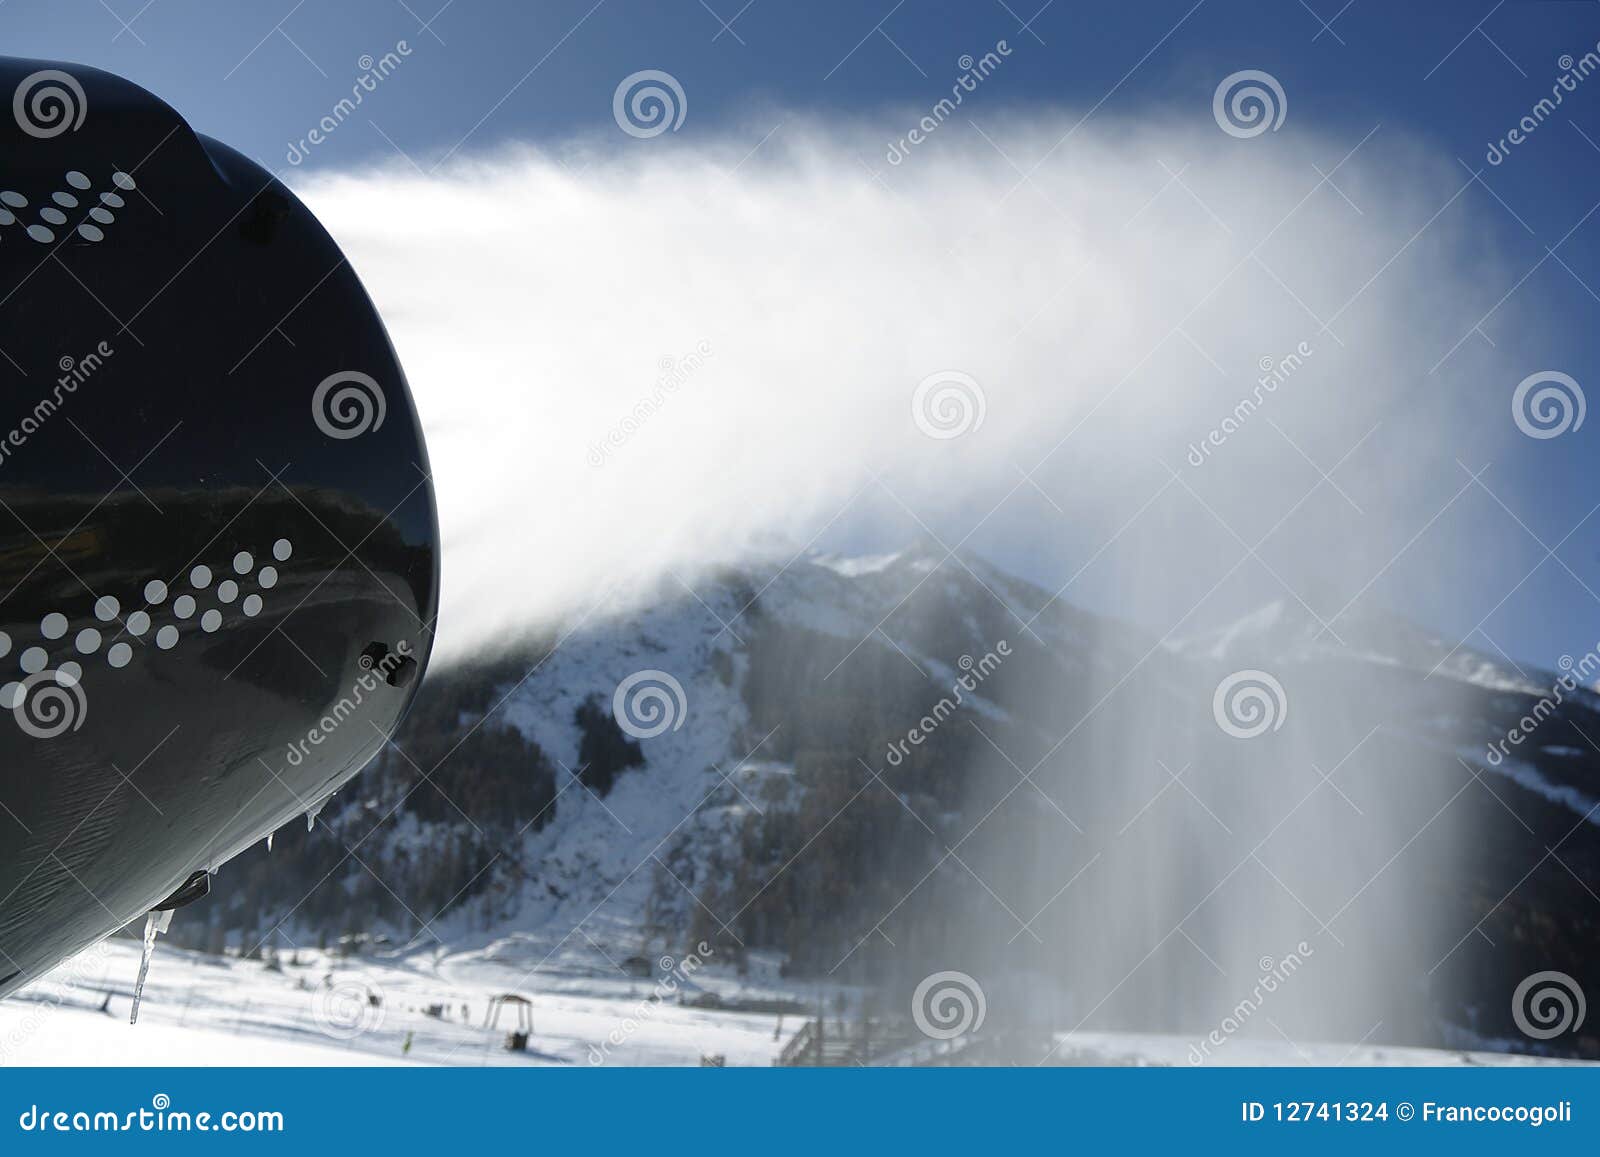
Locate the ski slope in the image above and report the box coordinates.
[2,938,1583,1068]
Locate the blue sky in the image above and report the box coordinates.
[0,0,1589,174]
[7,0,1600,671]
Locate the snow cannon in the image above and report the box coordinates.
[0,57,439,1006]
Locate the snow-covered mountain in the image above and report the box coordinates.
[1170,597,1575,701]
[171,544,1600,1061]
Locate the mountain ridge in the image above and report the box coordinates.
[165,543,1600,1060]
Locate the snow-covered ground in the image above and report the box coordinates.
[1048,1031,1584,1068]
[0,937,801,1067]
[2,938,1587,1067]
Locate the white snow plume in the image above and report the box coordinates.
[295,115,1521,664]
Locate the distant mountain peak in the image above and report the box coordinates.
[1170,596,1562,700]
[811,550,905,578]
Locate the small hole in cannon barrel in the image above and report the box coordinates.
[359,641,418,688]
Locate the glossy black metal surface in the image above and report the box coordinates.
[0,57,439,998]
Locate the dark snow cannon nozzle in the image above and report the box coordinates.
[0,56,439,1001]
